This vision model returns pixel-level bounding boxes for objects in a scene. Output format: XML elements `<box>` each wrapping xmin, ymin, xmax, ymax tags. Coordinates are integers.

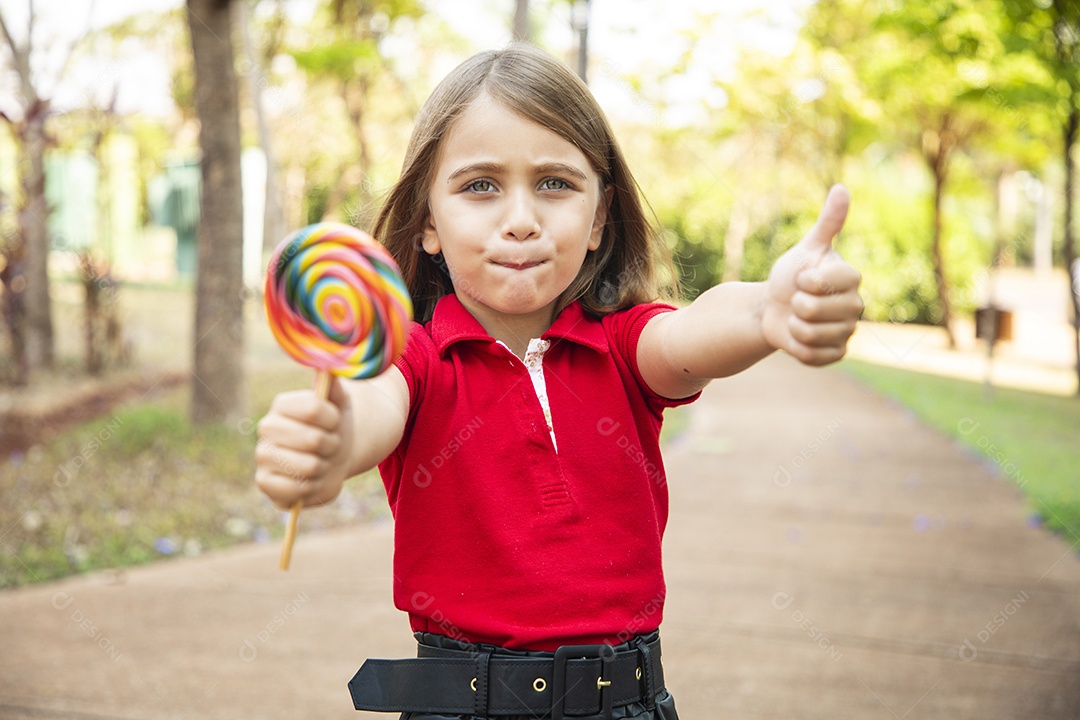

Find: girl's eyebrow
<box><xmin>446</xmin><ymin>161</ymin><xmax>588</xmax><ymax>182</ymax></box>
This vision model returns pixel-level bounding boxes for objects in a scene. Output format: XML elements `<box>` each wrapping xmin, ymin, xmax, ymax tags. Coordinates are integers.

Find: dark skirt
<box><xmin>399</xmin><ymin>632</ymin><xmax>679</xmax><ymax>720</ymax></box>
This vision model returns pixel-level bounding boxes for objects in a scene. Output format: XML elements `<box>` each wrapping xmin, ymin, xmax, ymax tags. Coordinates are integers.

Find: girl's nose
<box><xmin>501</xmin><ymin>189</ymin><xmax>540</xmax><ymax>242</ymax></box>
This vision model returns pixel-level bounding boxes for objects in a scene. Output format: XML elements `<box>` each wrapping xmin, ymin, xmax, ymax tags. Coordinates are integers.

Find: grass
<box><xmin>840</xmin><ymin>358</ymin><xmax>1080</xmax><ymax>541</ymax></box>
<box><xmin>0</xmin><ymin>365</ymin><xmax>391</xmax><ymax>588</ymax></box>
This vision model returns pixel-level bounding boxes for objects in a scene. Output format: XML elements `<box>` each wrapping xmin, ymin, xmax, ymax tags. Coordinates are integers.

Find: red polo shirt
<box><xmin>377</xmin><ymin>294</ymin><xmax>699</xmax><ymax>651</ymax></box>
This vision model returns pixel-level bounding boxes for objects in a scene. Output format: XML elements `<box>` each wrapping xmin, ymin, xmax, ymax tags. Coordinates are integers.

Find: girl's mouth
<box><xmin>494</xmin><ymin>260</ymin><xmax>545</xmax><ymax>271</ymax></box>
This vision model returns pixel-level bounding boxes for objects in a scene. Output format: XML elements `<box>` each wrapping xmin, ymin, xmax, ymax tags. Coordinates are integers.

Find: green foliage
<box><xmin>740</xmin><ymin>212</ymin><xmax>809</xmax><ymax>283</ymax></box>
<box><xmin>660</xmin><ymin>210</ymin><xmax>726</xmax><ymax>300</ymax></box>
<box><xmin>842</xmin><ymin>359</ymin><xmax>1080</xmax><ymax>539</ymax></box>
<box><xmin>1001</xmin><ymin>0</ymin><xmax>1080</xmax><ymax>113</ymax></box>
<box><xmin>289</xmin><ymin>0</ymin><xmax>423</xmax><ymax>81</ymax></box>
<box><xmin>780</xmin><ymin>0</ymin><xmax>1065</xmax><ymax>328</ymax></box>
<box><xmin>292</xmin><ymin>38</ymin><xmax>380</xmax><ymax>81</ymax></box>
<box><xmin>304</xmin><ymin>183</ymin><xmax>332</xmax><ymax>225</ymax></box>
<box><xmin>836</xmin><ymin>157</ymin><xmax>996</xmax><ymax>324</ymax></box>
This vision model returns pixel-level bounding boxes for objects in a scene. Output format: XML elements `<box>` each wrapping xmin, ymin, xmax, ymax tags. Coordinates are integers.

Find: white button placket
<box><xmin>521</xmin><ymin>338</ymin><xmax>557</xmax><ymax>452</ymax></box>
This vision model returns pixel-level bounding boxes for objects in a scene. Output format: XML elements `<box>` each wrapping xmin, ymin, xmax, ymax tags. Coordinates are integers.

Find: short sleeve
<box><xmin>379</xmin><ymin>322</ymin><xmax>433</xmax><ymax>504</ymax></box>
<box><xmin>392</xmin><ymin>322</ymin><xmax>431</xmax><ymax>405</ymax></box>
<box><xmin>603</xmin><ymin>303</ymin><xmax>702</xmax><ymax>410</ymax></box>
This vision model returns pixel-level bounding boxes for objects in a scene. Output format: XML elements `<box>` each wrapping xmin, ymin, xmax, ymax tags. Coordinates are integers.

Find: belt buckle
<box><xmin>551</xmin><ymin>644</ymin><xmax>615</xmax><ymax>720</ymax></box>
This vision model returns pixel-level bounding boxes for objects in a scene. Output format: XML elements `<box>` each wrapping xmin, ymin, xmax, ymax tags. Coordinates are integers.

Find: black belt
<box><xmin>348</xmin><ymin>635</ymin><xmax>665</xmax><ymax>719</ymax></box>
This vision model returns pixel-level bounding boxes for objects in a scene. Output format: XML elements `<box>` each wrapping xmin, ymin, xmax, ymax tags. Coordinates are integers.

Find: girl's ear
<box><xmin>588</xmin><ymin>185</ymin><xmax>614</xmax><ymax>251</ymax></box>
<box><xmin>421</xmin><ymin>214</ymin><xmax>441</xmax><ymax>255</ymax></box>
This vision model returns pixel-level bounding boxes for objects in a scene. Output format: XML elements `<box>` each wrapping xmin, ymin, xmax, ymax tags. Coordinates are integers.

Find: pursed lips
<box><xmin>491</xmin><ymin>259</ymin><xmax>546</xmax><ymax>271</ymax></box>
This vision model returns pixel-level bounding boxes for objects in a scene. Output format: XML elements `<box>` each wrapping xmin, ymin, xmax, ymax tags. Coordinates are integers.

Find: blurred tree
<box><xmin>712</xmin><ymin>7</ymin><xmax>879</xmax><ymax>285</ymax></box>
<box><xmin>76</xmin><ymin>251</ymin><xmax>122</xmax><ymax>375</ymax></box>
<box><xmin>571</xmin><ymin>0</ymin><xmax>590</xmax><ymax>82</ymax></box>
<box><xmin>1003</xmin><ymin>0</ymin><xmax>1080</xmax><ymax>395</ymax></box>
<box><xmin>717</xmin><ymin>48</ymin><xmax>861</xmax><ymax>282</ymax></box>
<box><xmin>857</xmin><ymin>0</ymin><xmax>1009</xmax><ymax>347</ymax></box>
<box><xmin>85</xmin><ymin>7</ymin><xmax>197</xmax><ymax>139</ymax></box>
<box><xmin>0</xmin><ymin>3</ymin><xmax>93</xmax><ymax>378</ymax></box>
<box><xmin>290</xmin><ymin>0</ymin><xmax>423</xmax><ymax>229</ymax></box>
<box><xmin>799</xmin><ymin>0</ymin><xmax>885</xmax><ymax>188</ymax></box>
<box><xmin>513</xmin><ymin>0</ymin><xmax>532</xmax><ymax>42</ymax></box>
<box><xmin>714</xmin><ymin>50</ymin><xmax>798</xmax><ymax>283</ymax></box>
<box><xmin>187</xmin><ymin>0</ymin><xmax>245</xmax><ymax>424</ymax></box>
<box><xmin>81</xmin><ymin>89</ymin><xmax>128</xmax><ymax>375</ymax></box>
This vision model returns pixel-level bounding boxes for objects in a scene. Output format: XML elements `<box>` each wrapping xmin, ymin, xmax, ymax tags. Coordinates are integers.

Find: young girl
<box><xmin>256</xmin><ymin>44</ymin><xmax>862</xmax><ymax>719</ymax></box>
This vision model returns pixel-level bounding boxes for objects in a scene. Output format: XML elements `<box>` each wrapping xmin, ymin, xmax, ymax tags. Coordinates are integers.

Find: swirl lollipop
<box><xmin>264</xmin><ymin>222</ymin><xmax>412</xmax><ymax>569</ymax></box>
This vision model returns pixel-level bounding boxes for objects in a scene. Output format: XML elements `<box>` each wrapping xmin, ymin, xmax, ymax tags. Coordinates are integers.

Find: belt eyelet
<box><xmin>533</xmin><ymin>677</ymin><xmax>547</xmax><ymax>692</ymax></box>
<box><xmin>470</xmin><ymin>677</ymin><xmax>477</xmax><ymax>692</ymax></box>
<box><xmin>636</xmin><ymin>666</ymin><xmax>642</xmax><ymax>680</ymax></box>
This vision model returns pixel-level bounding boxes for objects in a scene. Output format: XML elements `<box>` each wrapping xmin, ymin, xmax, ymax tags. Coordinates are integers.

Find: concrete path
<box><xmin>2</xmin><ymin>354</ymin><xmax>1079</xmax><ymax>719</ymax></box>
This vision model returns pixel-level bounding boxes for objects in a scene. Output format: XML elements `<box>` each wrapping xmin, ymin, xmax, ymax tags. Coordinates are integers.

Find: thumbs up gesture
<box><xmin>761</xmin><ymin>185</ymin><xmax>864</xmax><ymax>366</ymax></box>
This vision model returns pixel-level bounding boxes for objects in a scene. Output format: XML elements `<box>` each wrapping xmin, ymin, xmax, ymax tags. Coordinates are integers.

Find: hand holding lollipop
<box><xmin>263</xmin><ymin>222</ymin><xmax>412</xmax><ymax>569</ymax></box>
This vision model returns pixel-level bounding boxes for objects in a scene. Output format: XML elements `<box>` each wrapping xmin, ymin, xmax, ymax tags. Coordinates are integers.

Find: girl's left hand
<box><xmin>761</xmin><ymin>184</ymin><xmax>864</xmax><ymax>366</ymax></box>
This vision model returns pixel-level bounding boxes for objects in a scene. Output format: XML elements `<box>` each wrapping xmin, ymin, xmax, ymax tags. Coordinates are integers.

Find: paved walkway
<box><xmin>2</xmin><ymin>354</ymin><xmax>1079</xmax><ymax>719</ymax></box>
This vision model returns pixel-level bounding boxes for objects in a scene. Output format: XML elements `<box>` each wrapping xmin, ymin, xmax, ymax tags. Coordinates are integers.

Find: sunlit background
<box><xmin>0</xmin><ymin>0</ymin><xmax>1076</xmax><ymax>572</ymax></box>
<box><xmin>1</xmin><ymin>2</ymin><xmax>1080</xmax><ymax>718</ymax></box>
<box><xmin>0</xmin><ymin>0</ymin><xmax>1075</xmax><ymax>548</ymax></box>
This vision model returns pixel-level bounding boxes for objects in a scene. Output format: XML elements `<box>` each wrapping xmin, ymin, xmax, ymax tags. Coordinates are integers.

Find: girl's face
<box><xmin>422</xmin><ymin>93</ymin><xmax>608</xmax><ymax>333</ymax></box>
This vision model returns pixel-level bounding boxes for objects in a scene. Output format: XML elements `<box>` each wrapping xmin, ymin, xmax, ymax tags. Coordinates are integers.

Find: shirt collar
<box><xmin>429</xmin><ymin>294</ymin><xmax>609</xmax><ymax>356</ymax></box>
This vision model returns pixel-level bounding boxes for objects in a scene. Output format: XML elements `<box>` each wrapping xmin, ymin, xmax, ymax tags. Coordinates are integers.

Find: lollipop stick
<box><xmin>279</xmin><ymin>501</ymin><xmax>301</xmax><ymax>571</ymax></box>
<box><xmin>278</xmin><ymin>369</ymin><xmax>332</xmax><ymax>571</ymax></box>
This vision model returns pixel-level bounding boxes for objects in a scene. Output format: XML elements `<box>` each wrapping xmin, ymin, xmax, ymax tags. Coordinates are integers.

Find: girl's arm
<box><xmin>637</xmin><ymin>185</ymin><xmax>863</xmax><ymax>400</ymax></box>
<box><xmin>255</xmin><ymin>368</ymin><xmax>409</xmax><ymax>509</ymax></box>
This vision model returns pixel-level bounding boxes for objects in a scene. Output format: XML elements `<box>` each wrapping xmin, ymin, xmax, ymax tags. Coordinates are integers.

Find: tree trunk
<box><xmin>81</xmin><ymin>254</ymin><xmax>103</xmax><ymax>376</ymax></box>
<box><xmin>573</xmin><ymin>0</ymin><xmax>590</xmax><ymax>83</ymax></box>
<box><xmin>513</xmin><ymin>0</ymin><xmax>531</xmax><ymax>42</ymax></box>
<box><xmin>21</xmin><ymin>101</ymin><xmax>54</xmax><ymax>369</ymax></box>
<box><xmin>930</xmin><ymin>168</ymin><xmax>957</xmax><ymax>348</ymax></box>
<box><xmin>1064</xmin><ymin>107</ymin><xmax>1080</xmax><ymax>396</ymax></box>
<box><xmin>924</xmin><ymin>123</ymin><xmax>957</xmax><ymax>349</ymax></box>
<box><xmin>0</xmin><ymin>243</ymin><xmax>28</xmax><ymax>385</ymax></box>
<box><xmin>0</xmin><ymin>5</ymin><xmax>92</xmax><ymax>376</ymax></box>
<box><xmin>187</xmin><ymin>0</ymin><xmax>246</xmax><ymax>424</ymax></box>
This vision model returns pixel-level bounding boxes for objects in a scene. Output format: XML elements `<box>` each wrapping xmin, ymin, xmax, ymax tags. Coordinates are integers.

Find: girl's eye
<box><xmin>540</xmin><ymin>178</ymin><xmax>569</xmax><ymax>191</ymax></box>
<box><xmin>467</xmin><ymin>179</ymin><xmax>494</xmax><ymax>193</ymax></box>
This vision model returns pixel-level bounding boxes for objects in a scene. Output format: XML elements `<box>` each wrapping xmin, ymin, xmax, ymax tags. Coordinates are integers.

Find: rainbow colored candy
<box><xmin>264</xmin><ymin>223</ymin><xmax>412</xmax><ymax>378</ymax></box>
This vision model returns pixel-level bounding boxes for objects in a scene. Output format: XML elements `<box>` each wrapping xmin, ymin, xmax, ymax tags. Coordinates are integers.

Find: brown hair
<box><xmin>374</xmin><ymin>43</ymin><xmax>677</xmax><ymax>323</ymax></box>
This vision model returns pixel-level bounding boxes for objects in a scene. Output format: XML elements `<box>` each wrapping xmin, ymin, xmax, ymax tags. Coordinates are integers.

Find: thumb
<box><xmin>325</xmin><ymin>374</ymin><xmax>351</xmax><ymax>412</ymax></box>
<box><xmin>799</xmin><ymin>184</ymin><xmax>850</xmax><ymax>256</ymax></box>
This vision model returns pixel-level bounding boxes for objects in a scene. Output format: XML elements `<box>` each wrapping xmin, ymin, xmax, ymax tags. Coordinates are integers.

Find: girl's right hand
<box><xmin>255</xmin><ymin>377</ymin><xmax>355</xmax><ymax>510</ymax></box>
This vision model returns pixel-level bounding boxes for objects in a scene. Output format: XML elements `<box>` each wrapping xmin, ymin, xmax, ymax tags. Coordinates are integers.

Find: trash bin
<box><xmin>975</xmin><ymin>306</ymin><xmax>1013</xmax><ymax>342</ymax></box>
